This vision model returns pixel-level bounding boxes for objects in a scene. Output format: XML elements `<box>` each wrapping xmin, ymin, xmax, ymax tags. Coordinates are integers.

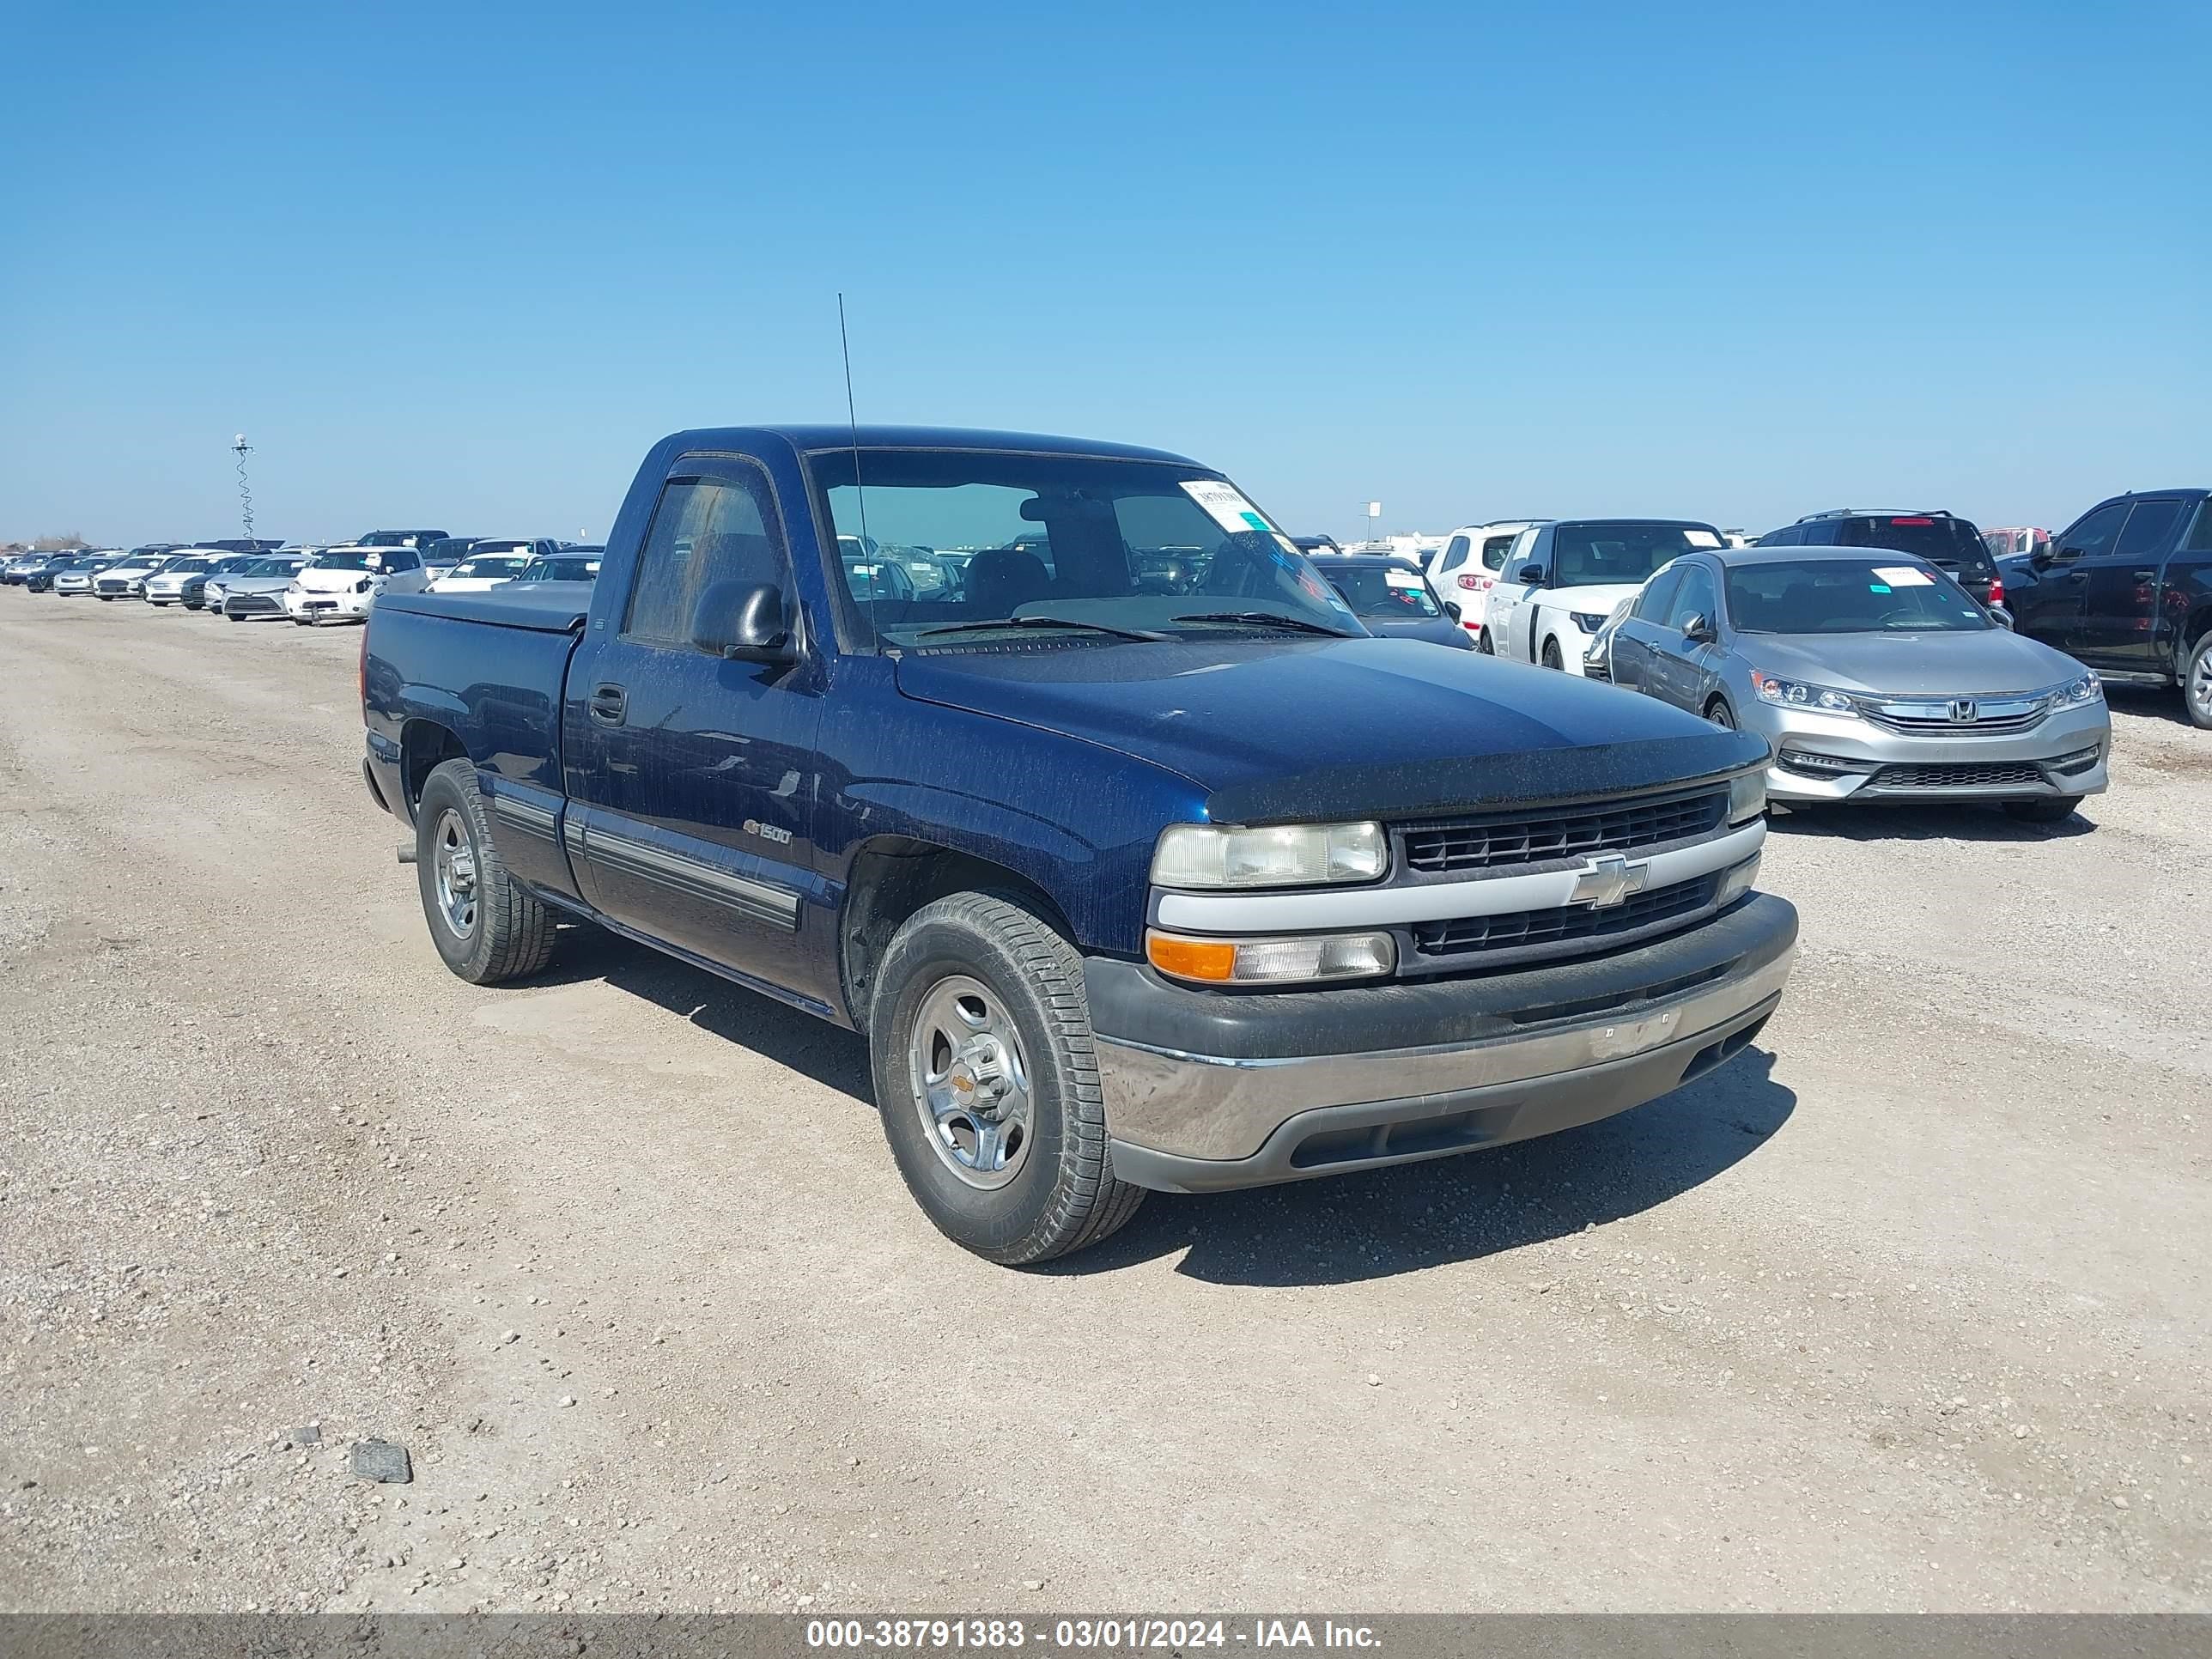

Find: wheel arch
<box><xmin>398</xmin><ymin>719</ymin><xmax>471</xmax><ymax>815</ymax></box>
<box><xmin>838</xmin><ymin>835</ymin><xmax>1078</xmax><ymax>1028</ymax></box>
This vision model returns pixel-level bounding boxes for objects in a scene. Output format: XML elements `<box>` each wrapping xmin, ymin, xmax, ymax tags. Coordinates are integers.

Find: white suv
<box><xmin>1486</xmin><ymin>519</ymin><xmax>1729</xmax><ymax>675</ymax></box>
<box><xmin>1429</xmin><ymin>521</ymin><xmax>1534</xmax><ymax>651</ymax></box>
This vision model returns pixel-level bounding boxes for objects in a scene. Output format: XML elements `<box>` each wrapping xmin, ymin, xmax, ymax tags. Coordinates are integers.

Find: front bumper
<box><xmin>1747</xmin><ymin>700</ymin><xmax>2111</xmax><ymax>804</ymax></box>
<box><xmin>1089</xmin><ymin>892</ymin><xmax>1796</xmax><ymax>1192</ymax></box>
<box><xmin>284</xmin><ymin>587</ymin><xmax>372</xmax><ymax>620</ymax></box>
<box><xmin>223</xmin><ymin>592</ymin><xmax>287</xmax><ymax>619</ymax></box>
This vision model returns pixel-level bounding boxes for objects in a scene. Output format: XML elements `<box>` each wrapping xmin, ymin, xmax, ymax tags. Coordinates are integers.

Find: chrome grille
<box><xmin>1854</xmin><ymin>693</ymin><xmax>2049</xmax><ymax>735</ymax></box>
<box><xmin>1400</xmin><ymin>787</ymin><xmax>1728</xmax><ymax>875</ymax></box>
<box><xmin>1411</xmin><ymin>875</ymin><xmax>1718</xmax><ymax>957</ymax></box>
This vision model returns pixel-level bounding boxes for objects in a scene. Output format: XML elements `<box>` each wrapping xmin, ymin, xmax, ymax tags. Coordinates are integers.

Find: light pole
<box><xmin>1363</xmin><ymin>500</ymin><xmax>1382</xmax><ymax>550</ymax></box>
<box><xmin>232</xmin><ymin>434</ymin><xmax>257</xmax><ymax>544</ymax></box>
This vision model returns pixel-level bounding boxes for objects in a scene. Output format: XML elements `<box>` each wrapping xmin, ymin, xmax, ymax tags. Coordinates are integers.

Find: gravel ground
<box><xmin>0</xmin><ymin>594</ymin><xmax>2206</xmax><ymax>1613</ymax></box>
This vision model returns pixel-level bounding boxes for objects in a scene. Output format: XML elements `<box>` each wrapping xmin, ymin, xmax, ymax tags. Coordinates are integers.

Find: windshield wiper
<box><xmin>1170</xmin><ymin>611</ymin><xmax>1354</xmax><ymax>637</ymax></box>
<box><xmin>915</xmin><ymin>615</ymin><xmax>1166</xmax><ymax>642</ymax></box>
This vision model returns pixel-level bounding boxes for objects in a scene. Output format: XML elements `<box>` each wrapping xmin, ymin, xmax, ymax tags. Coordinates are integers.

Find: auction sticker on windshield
<box><xmin>1872</xmin><ymin>566</ymin><xmax>1935</xmax><ymax>586</ymax></box>
<box><xmin>1683</xmin><ymin>529</ymin><xmax>1723</xmax><ymax>548</ymax></box>
<box><xmin>1181</xmin><ymin>480</ymin><xmax>1297</xmax><ymax>552</ymax></box>
<box><xmin>1385</xmin><ymin>569</ymin><xmax>1424</xmax><ymax>588</ymax></box>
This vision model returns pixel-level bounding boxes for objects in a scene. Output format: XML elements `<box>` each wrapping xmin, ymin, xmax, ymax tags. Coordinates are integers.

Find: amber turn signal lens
<box><xmin>1146</xmin><ymin>932</ymin><xmax>1237</xmax><ymax>981</ymax></box>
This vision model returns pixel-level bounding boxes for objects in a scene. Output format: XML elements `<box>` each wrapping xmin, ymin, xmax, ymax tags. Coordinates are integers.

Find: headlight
<box><xmin>1146</xmin><ymin>928</ymin><xmax>1395</xmax><ymax>985</ymax></box>
<box><xmin>1152</xmin><ymin>821</ymin><xmax>1387</xmax><ymax>889</ymax></box>
<box><xmin>287</xmin><ymin>581</ymin><xmax>302</xmax><ymax>594</ymax></box>
<box><xmin>354</xmin><ymin>577</ymin><xmax>374</xmax><ymax>593</ymax></box>
<box><xmin>1569</xmin><ymin>611</ymin><xmax>1608</xmax><ymax>633</ymax></box>
<box><xmin>1751</xmin><ymin>670</ymin><xmax>1856</xmax><ymax>714</ymax></box>
<box><xmin>1728</xmin><ymin>770</ymin><xmax>1766</xmax><ymax>824</ymax></box>
<box><xmin>2051</xmin><ymin>672</ymin><xmax>2102</xmax><ymax>708</ymax></box>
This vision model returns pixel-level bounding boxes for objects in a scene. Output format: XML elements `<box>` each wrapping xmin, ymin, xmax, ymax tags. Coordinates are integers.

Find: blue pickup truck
<box><xmin>362</xmin><ymin>426</ymin><xmax>1797</xmax><ymax>1262</ymax></box>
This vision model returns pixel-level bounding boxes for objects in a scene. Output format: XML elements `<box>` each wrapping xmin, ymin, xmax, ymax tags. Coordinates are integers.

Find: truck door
<box><xmin>2010</xmin><ymin>500</ymin><xmax>2128</xmax><ymax>650</ymax></box>
<box><xmin>562</xmin><ymin>457</ymin><xmax>829</xmax><ymax>1001</ymax></box>
<box><xmin>2073</xmin><ymin>496</ymin><xmax>2186</xmax><ymax>669</ymax></box>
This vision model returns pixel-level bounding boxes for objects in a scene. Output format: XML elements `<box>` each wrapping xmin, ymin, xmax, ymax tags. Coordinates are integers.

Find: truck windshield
<box><xmin>1724</xmin><ymin>558</ymin><xmax>1993</xmax><ymax>635</ymax></box>
<box><xmin>1830</xmin><ymin>515</ymin><xmax>1996</xmax><ymax>580</ymax></box>
<box><xmin>813</xmin><ymin>450</ymin><xmax>1358</xmax><ymax>648</ymax></box>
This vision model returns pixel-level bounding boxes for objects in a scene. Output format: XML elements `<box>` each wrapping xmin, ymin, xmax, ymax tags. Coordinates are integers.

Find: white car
<box><xmin>1429</xmin><ymin>521</ymin><xmax>1535</xmax><ymax>650</ymax></box>
<box><xmin>1486</xmin><ymin>518</ymin><xmax>1729</xmax><ymax>675</ymax></box>
<box><xmin>94</xmin><ymin>552</ymin><xmax>179</xmax><ymax>599</ymax></box>
<box><xmin>143</xmin><ymin>550</ymin><xmax>230</xmax><ymax>606</ymax></box>
<box><xmin>427</xmin><ymin>550</ymin><xmax>538</xmax><ymax>592</ymax></box>
<box><xmin>283</xmin><ymin>546</ymin><xmax>425</xmax><ymax>625</ymax></box>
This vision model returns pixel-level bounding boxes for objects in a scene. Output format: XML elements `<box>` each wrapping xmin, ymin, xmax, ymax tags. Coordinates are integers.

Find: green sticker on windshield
<box><xmin>1869</xmin><ymin>582</ymin><xmax>1892</xmax><ymax>593</ymax></box>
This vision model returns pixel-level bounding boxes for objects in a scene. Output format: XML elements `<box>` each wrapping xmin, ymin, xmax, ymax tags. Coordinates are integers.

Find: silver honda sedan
<box><xmin>1605</xmin><ymin>546</ymin><xmax>2109</xmax><ymax>823</ymax></box>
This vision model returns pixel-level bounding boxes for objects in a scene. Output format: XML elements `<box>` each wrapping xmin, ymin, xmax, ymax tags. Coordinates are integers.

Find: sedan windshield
<box><xmin>514</xmin><ymin>557</ymin><xmax>599</xmax><ymax>582</ymax></box>
<box><xmin>1725</xmin><ymin>558</ymin><xmax>1994</xmax><ymax>634</ymax></box>
<box><xmin>1552</xmin><ymin>523</ymin><xmax>1723</xmax><ymax>587</ymax></box>
<box><xmin>449</xmin><ymin>555</ymin><xmax>532</xmax><ymax>579</ymax></box>
<box><xmin>241</xmin><ymin>558</ymin><xmax>301</xmax><ymax>576</ymax></box>
<box><xmin>163</xmin><ymin>558</ymin><xmax>215</xmax><ymax>574</ymax></box>
<box><xmin>812</xmin><ymin>449</ymin><xmax>1358</xmax><ymax>649</ymax></box>
<box><xmin>1317</xmin><ymin>562</ymin><xmax>1443</xmax><ymax>618</ymax></box>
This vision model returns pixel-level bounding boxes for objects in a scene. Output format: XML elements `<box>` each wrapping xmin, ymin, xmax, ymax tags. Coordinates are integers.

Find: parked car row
<box><xmin>3</xmin><ymin>533</ymin><xmax>603</xmax><ymax>624</ymax></box>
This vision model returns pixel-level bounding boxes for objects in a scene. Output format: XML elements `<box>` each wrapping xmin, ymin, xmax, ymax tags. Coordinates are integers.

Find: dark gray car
<box><xmin>1308</xmin><ymin>555</ymin><xmax>1472</xmax><ymax>650</ymax></box>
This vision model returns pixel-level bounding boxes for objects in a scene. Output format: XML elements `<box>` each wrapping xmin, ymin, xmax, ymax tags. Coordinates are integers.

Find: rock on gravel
<box><xmin>349</xmin><ymin>1439</ymin><xmax>412</xmax><ymax>1484</ymax></box>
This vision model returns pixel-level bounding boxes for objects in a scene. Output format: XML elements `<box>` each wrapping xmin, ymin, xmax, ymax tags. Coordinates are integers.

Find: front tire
<box><xmin>1540</xmin><ymin>636</ymin><xmax>1564</xmax><ymax>671</ymax></box>
<box><xmin>2185</xmin><ymin>632</ymin><xmax>2212</xmax><ymax>730</ymax></box>
<box><xmin>2003</xmin><ymin>796</ymin><xmax>2081</xmax><ymax>823</ymax></box>
<box><xmin>868</xmin><ymin>892</ymin><xmax>1144</xmax><ymax>1265</ymax></box>
<box><xmin>413</xmin><ymin>758</ymin><xmax>557</xmax><ymax>983</ymax></box>
<box><xmin>1705</xmin><ymin>698</ymin><xmax>1736</xmax><ymax>729</ymax></box>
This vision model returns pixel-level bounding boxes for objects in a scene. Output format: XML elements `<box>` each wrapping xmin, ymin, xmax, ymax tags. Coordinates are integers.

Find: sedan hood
<box><xmin>1735</xmin><ymin>628</ymin><xmax>2081</xmax><ymax>696</ymax></box>
<box><xmin>222</xmin><ymin>574</ymin><xmax>303</xmax><ymax>597</ymax></box>
<box><xmin>895</xmin><ymin>636</ymin><xmax>1765</xmax><ymax>822</ymax></box>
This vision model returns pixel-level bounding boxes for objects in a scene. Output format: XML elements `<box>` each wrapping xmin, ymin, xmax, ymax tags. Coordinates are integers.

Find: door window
<box><xmin>1437</xmin><ymin>538</ymin><xmax>1468</xmax><ymax>575</ymax></box>
<box><xmin>623</xmin><ymin>465</ymin><xmax>791</xmax><ymax>647</ymax></box>
<box><xmin>1633</xmin><ymin>567</ymin><xmax>1685</xmax><ymax>621</ymax></box>
<box><xmin>1666</xmin><ymin>564</ymin><xmax>1718</xmax><ymax>629</ymax></box>
<box><xmin>2112</xmin><ymin>499</ymin><xmax>2185</xmax><ymax>559</ymax></box>
<box><xmin>2187</xmin><ymin>501</ymin><xmax>2212</xmax><ymax>553</ymax></box>
<box><xmin>1480</xmin><ymin>534</ymin><xmax>1516</xmax><ymax>569</ymax></box>
<box><xmin>2056</xmin><ymin>501</ymin><xmax>2130</xmax><ymax>560</ymax></box>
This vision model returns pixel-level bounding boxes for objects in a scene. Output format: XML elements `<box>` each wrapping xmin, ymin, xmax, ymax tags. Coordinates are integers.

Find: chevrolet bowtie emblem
<box><xmin>1571</xmin><ymin>853</ymin><xmax>1650</xmax><ymax>909</ymax></box>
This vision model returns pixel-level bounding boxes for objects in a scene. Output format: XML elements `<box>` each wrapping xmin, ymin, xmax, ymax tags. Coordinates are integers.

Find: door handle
<box><xmin>2063</xmin><ymin>570</ymin><xmax>2087</xmax><ymax>582</ymax></box>
<box><xmin>587</xmin><ymin>683</ymin><xmax>628</xmax><ymax>726</ymax></box>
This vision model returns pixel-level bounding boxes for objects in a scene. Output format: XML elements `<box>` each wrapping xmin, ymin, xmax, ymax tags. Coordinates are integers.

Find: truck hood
<box><xmin>1733</xmin><ymin>628</ymin><xmax>2081</xmax><ymax>696</ymax></box>
<box><xmin>894</xmin><ymin>636</ymin><xmax>1765</xmax><ymax>822</ymax></box>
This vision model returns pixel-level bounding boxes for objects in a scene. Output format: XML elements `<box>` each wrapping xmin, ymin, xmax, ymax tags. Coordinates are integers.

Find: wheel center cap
<box><xmin>948</xmin><ymin>1039</ymin><xmax>1011</xmax><ymax>1112</ymax></box>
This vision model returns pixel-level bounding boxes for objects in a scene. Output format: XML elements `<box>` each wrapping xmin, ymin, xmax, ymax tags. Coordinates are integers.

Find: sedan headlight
<box><xmin>1750</xmin><ymin>671</ymin><xmax>1856</xmax><ymax>715</ymax></box>
<box><xmin>1728</xmin><ymin>770</ymin><xmax>1766</xmax><ymax>824</ymax></box>
<box><xmin>2051</xmin><ymin>672</ymin><xmax>2102</xmax><ymax>708</ymax></box>
<box><xmin>1568</xmin><ymin>611</ymin><xmax>1609</xmax><ymax>633</ymax></box>
<box><xmin>1146</xmin><ymin>927</ymin><xmax>1395</xmax><ymax>985</ymax></box>
<box><xmin>1152</xmin><ymin>821</ymin><xmax>1388</xmax><ymax>889</ymax></box>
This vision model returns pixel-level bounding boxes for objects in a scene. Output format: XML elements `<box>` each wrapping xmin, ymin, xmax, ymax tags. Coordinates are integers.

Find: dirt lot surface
<box><xmin>1</xmin><ymin>594</ymin><xmax>2206</xmax><ymax>1614</ymax></box>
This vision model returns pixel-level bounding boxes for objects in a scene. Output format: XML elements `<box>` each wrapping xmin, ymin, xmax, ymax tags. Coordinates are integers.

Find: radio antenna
<box><xmin>837</xmin><ymin>293</ymin><xmax>870</xmax><ymax>553</ymax></box>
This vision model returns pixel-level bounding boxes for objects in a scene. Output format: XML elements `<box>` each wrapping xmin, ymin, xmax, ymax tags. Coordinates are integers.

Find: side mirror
<box><xmin>1519</xmin><ymin>563</ymin><xmax>1547</xmax><ymax>585</ymax></box>
<box><xmin>690</xmin><ymin>580</ymin><xmax>793</xmax><ymax>665</ymax></box>
<box><xmin>1682</xmin><ymin>613</ymin><xmax>1717</xmax><ymax>644</ymax></box>
<box><xmin>1990</xmin><ymin>607</ymin><xmax>2015</xmax><ymax>629</ymax></box>
<box><xmin>2044</xmin><ymin>544</ymin><xmax>2082</xmax><ymax>566</ymax></box>
<box><xmin>1443</xmin><ymin>600</ymin><xmax>1463</xmax><ymax>622</ymax></box>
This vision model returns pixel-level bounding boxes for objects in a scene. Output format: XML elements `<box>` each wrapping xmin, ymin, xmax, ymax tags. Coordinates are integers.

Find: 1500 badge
<box><xmin>743</xmin><ymin>818</ymin><xmax>793</xmax><ymax>846</ymax></box>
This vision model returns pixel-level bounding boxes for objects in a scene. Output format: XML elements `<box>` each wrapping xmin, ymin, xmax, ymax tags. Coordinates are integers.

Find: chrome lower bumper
<box><xmin>1089</xmin><ymin>895</ymin><xmax>1797</xmax><ymax>1188</ymax></box>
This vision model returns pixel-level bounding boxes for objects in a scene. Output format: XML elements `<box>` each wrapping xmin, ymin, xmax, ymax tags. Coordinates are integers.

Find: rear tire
<box><xmin>2003</xmin><ymin>797</ymin><xmax>2080</xmax><ymax>823</ymax></box>
<box><xmin>1474</xmin><ymin>628</ymin><xmax>1493</xmax><ymax>655</ymax></box>
<box><xmin>2184</xmin><ymin>631</ymin><xmax>2212</xmax><ymax>730</ymax></box>
<box><xmin>868</xmin><ymin>891</ymin><xmax>1144</xmax><ymax>1266</ymax></box>
<box><xmin>413</xmin><ymin>758</ymin><xmax>557</xmax><ymax>983</ymax></box>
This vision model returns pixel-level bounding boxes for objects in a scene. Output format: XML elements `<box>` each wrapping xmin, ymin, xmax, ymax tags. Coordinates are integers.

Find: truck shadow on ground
<box><xmin>1069</xmin><ymin>1050</ymin><xmax>1795</xmax><ymax>1285</ymax></box>
<box><xmin>541</xmin><ymin>924</ymin><xmax>1795</xmax><ymax>1287</ymax></box>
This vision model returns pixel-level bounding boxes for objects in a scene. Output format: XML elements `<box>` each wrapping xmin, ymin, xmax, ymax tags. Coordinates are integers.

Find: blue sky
<box><xmin>3</xmin><ymin>0</ymin><xmax>2204</xmax><ymax>547</ymax></box>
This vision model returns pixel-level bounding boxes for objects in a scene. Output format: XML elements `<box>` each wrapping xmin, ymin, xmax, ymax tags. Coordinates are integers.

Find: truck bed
<box><xmin>374</xmin><ymin>584</ymin><xmax>594</xmax><ymax>633</ymax></box>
